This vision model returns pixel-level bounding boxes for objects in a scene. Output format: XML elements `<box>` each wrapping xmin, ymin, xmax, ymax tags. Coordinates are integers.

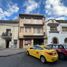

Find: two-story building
<box><xmin>19</xmin><ymin>14</ymin><xmax>46</xmax><ymax>48</ymax></box>
<box><xmin>46</xmin><ymin>19</ymin><xmax>67</xmax><ymax>45</ymax></box>
<box><xmin>0</xmin><ymin>20</ymin><xmax>19</xmax><ymax>48</ymax></box>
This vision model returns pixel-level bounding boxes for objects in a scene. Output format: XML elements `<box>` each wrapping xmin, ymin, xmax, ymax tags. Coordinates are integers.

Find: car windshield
<box><xmin>34</xmin><ymin>46</ymin><xmax>43</xmax><ymax>50</ymax></box>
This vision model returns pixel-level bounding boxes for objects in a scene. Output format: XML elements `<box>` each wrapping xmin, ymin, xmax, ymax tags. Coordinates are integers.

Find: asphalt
<box><xmin>0</xmin><ymin>53</ymin><xmax>67</xmax><ymax>67</ymax></box>
<box><xmin>0</xmin><ymin>48</ymin><xmax>25</xmax><ymax>57</ymax></box>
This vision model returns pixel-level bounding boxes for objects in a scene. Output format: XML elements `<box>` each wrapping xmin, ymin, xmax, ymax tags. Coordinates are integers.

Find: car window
<box><xmin>34</xmin><ymin>46</ymin><xmax>43</xmax><ymax>50</ymax></box>
<box><xmin>47</xmin><ymin>45</ymin><xmax>53</xmax><ymax>49</ymax></box>
<box><xmin>63</xmin><ymin>45</ymin><xmax>67</xmax><ymax>49</ymax></box>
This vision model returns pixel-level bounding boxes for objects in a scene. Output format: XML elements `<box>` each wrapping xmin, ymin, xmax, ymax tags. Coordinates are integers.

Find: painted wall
<box><xmin>46</xmin><ymin>20</ymin><xmax>67</xmax><ymax>45</ymax></box>
<box><xmin>0</xmin><ymin>23</ymin><xmax>19</xmax><ymax>48</ymax></box>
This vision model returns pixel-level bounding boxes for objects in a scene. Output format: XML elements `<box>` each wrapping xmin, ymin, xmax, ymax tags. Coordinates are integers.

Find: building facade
<box><xmin>0</xmin><ymin>20</ymin><xmax>19</xmax><ymax>48</ymax></box>
<box><xmin>19</xmin><ymin>14</ymin><xmax>46</xmax><ymax>48</ymax></box>
<box><xmin>0</xmin><ymin>14</ymin><xmax>67</xmax><ymax>48</ymax></box>
<box><xmin>46</xmin><ymin>19</ymin><xmax>67</xmax><ymax>45</ymax></box>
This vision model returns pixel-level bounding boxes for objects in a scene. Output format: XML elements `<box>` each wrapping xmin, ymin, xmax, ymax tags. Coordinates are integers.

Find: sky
<box><xmin>0</xmin><ymin>0</ymin><xmax>67</xmax><ymax>20</ymax></box>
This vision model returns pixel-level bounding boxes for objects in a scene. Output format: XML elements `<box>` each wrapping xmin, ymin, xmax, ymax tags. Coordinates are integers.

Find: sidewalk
<box><xmin>0</xmin><ymin>48</ymin><xmax>26</xmax><ymax>57</ymax></box>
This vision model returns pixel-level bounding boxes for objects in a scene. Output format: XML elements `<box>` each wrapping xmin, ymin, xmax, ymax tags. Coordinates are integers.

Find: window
<box><xmin>14</xmin><ymin>40</ymin><xmax>17</xmax><ymax>44</ymax></box>
<box><xmin>25</xmin><ymin>27</ymin><xmax>31</xmax><ymax>33</ymax></box>
<box><xmin>24</xmin><ymin>19</ymin><xmax>31</xmax><ymax>24</ymax></box>
<box><xmin>50</xmin><ymin>26</ymin><xmax>57</xmax><ymax>31</ymax></box>
<box><xmin>34</xmin><ymin>27</ymin><xmax>43</xmax><ymax>33</ymax></box>
<box><xmin>24</xmin><ymin>39</ymin><xmax>31</xmax><ymax>45</ymax></box>
<box><xmin>62</xmin><ymin>27</ymin><xmax>67</xmax><ymax>32</ymax></box>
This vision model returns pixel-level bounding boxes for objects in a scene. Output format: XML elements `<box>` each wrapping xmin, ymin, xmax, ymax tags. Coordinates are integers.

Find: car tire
<box><xmin>40</xmin><ymin>56</ymin><xmax>46</xmax><ymax>63</ymax></box>
<box><xmin>26</xmin><ymin>51</ymin><xmax>30</xmax><ymax>56</ymax></box>
<box><xmin>59</xmin><ymin>53</ymin><xmax>65</xmax><ymax>60</ymax></box>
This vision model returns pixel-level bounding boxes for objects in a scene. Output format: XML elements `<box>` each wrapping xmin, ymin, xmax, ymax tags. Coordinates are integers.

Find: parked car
<box><xmin>26</xmin><ymin>45</ymin><xmax>58</xmax><ymax>63</ymax></box>
<box><xmin>47</xmin><ymin>44</ymin><xmax>67</xmax><ymax>59</ymax></box>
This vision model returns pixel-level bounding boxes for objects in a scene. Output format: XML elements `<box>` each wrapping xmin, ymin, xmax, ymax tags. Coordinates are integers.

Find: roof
<box><xmin>46</xmin><ymin>19</ymin><xmax>67</xmax><ymax>23</ymax></box>
<box><xmin>56</xmin><ymin>20</ymin><xmax>67</xmax><ymax>23</ymax></box>
<box><xmin>19</xmin><ymin>14</ymin><xmax>45</xmax><ymax>19</ymax></box>
<box><xmin>0</xmin><ymin>20</ymin><xmax>18</xmax><ymax>24</ymax></box>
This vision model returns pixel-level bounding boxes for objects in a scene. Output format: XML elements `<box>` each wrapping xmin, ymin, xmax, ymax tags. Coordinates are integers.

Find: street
<box><xmin>0</xmin><ymin>53</ymin><xmax>67</xmax><ymax>67</ymax></box>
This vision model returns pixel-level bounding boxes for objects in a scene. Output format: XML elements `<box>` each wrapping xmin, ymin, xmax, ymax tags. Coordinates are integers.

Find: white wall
<box><xmin>46</xmin><ymin>20</ymin><xmax>67</xmax><ymax>45</ymax></box>
<box><xmin>0</xmin><ymin>23</ymin><xmax>19</xmax><ymax>48</ymax></box>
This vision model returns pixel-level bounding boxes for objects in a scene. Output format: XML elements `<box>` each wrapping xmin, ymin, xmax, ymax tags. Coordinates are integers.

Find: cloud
<box><xmin>0</xmin><ymin>2</ymin><xmax>19</xmax><ymax>20</ymax></box>
<box><xmin>4</xmin><ymin>4</ymin><xmax>19</xmax><ymax>16</ymax></box>
<box><xmin>24</xmin><ymin>0</ymin><xmax>39</xmax><ymax>13</ymax></box>
<box><xmin>45</xmin><ymin>0</ymin><xmax>67</xmax><ymax>19</ymax></box>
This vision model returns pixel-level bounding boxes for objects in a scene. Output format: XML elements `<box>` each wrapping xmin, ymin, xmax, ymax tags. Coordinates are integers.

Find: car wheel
<box><xmin>26</xmin><ymin>51</ymin><xmax>29</xmax><ymax>55</ymax></box>
<box><xmin>40</xmin><ymin>56</ymin><xmax>46</xmax><ymax>63</ymax></box>
<box><xmin>59</xmin><ymin>53</ymin><xmax>65</xmax><ymax>60</ymax></box>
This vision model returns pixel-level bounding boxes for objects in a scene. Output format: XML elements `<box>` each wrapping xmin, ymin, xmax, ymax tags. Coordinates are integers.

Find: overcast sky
<box><xmin>0</xmin><ymin>0</ymin><xmax>67</xmax><ymax>20</ymax></box>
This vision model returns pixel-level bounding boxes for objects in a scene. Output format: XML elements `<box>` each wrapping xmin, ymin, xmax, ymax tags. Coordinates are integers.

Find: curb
<box><xmin>0</xmin><ymin>51</ymin><xmax>25</xmax><ymax>57</ymax></box>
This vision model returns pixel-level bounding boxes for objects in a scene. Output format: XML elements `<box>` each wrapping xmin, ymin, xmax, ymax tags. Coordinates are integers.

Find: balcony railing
<box><xmin>49</xmin><ymin>31</ymin><xmax>59</xmax><ymax>33</ymax></box>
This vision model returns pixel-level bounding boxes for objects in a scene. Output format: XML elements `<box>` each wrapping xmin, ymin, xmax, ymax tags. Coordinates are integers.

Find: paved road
<box><xmin>0</xmin><ymin>53</ymin><xmax>67</xmax><ymax>67</ymax></box>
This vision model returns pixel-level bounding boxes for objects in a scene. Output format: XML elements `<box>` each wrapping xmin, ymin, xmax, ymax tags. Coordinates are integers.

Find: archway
<box><xmin>52</xmin><ymin>37</ymin><xmax>58</xmax><ymax>44</ymax></box>
<box><xmin>64</xmin><ymin>38</ymin><xmax>67</xmax><ymax>43</ymax></box>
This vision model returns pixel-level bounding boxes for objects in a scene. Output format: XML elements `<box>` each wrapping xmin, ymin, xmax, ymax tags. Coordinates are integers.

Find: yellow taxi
<box><xmin>26</xmin><ymin>45</ymin><xmax>58</xmax><ymax>63</ymax></box>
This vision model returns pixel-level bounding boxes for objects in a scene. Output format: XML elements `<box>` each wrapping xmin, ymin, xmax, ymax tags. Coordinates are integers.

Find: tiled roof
<box><xmin>19</xmin><ymin>14</ymin><xmax>45</xmax><ymax>18</ymax></box>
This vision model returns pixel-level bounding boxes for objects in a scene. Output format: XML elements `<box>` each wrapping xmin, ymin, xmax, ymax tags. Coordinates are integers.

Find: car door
<box><xmin>33</xmin><ymin>46</ymin><xmax>42</xmax><ymax>58</ymax></box>
<box><xmin>29</xmin><ymin>47</ymin><xmax>35</xmax><ymax>56</ymax></box>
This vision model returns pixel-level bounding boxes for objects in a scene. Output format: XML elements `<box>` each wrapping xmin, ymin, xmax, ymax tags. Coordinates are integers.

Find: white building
<box><xmin>0</xmin><ymin>20</ymin><xmax>19</xmax><ymax>48</ymax></box>
<box><xmin>45</xmin><ymin>19</ymin><xmax>67</xmax><ymax>45</ymax></box>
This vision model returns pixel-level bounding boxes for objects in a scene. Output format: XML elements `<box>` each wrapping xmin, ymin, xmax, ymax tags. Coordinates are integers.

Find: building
<box><xmin>19</xmin><ymin>14</ymin><xmax>46</xmax><ymax>48</ymax></box>
<box><xmin>0</xmin><ymin>20</ymin><xmax>19</xmax><ymax>48</ymax></box>
<box><xmin>46</xmin><ymin>19</ymin><xmax>67</xmax><ymax>45</ymax></box>
<box><xmin>1</xmin><ymin>14</ymin><xmax>67</xmax><ymax>49</ymax></box>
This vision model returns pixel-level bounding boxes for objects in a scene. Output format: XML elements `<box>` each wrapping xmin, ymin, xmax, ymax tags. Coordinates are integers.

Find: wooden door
<box><xmin>19</xmin><ymin>39</ymin><xmax>23</xmax><ymax>48</ymax></box>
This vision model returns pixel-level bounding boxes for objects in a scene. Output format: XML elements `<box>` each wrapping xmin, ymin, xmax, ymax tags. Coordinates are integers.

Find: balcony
<box><xmin>24</xmin><ymin>33</ymin><xmax>44</xmax><ymax>36</ymax></box>
<box><xmin>1</xmin><ymin>32</ymin><xmax>12</xmax><ymax>41</ymax></box>
<box><xmin>23</xmin><ymin>19</ymin><xmax>44</xmax><ymax>26</ymax></box>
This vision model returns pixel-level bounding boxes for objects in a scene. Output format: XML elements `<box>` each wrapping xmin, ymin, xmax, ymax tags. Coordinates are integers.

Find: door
<box><xmin>6</xmin><ymin>40</ymin><xmax>9</xmax><ymax>48</ymax></box>
<box><xmin>19</xmin><ymin>39</ymin><xmax>23</xmax><ymax>48</ymax></box>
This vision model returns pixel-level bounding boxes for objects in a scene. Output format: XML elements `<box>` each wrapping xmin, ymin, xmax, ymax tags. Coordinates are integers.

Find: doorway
<box><xmin>52</xmin><ymin>37</ymin><xmax>58</xmax><ymax>44</ymax></box>
<box><xmin>19</xmin><ymin>39</ymin><xmax>23</xmax><ymax>48</ymax></box>
<box><xmin>34</xmin><ymin>38</ymin><xmax>44</xmax><ymax>45</ymax></box>
<box><xmin>64</xmin><ymin>38</ymin><xmax>67</xmax><ymax>43</ymax></box>
<box><xmin>6</xmin><ymin>40</ymin><xmax>10</xmax><ymax>48</ymax></box>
